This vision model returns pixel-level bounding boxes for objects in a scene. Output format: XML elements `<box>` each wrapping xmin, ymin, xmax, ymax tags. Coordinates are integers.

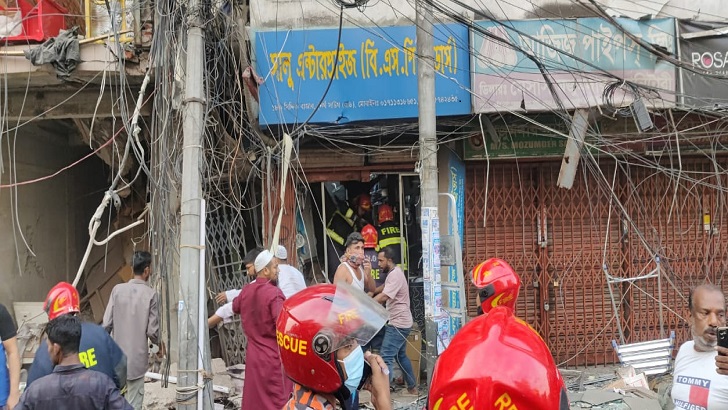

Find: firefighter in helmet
<box><xmin>471</xmin><ymin>257</ymin><xmax>521</xmax><ymax>316</ymax></box>
<box><xmin>361</xmin><ymin>224</ymin><xmax>387</xmax><ymax>358</ymax></box>
<box><xmin>376</xmin><ymin>204</ymin><xmax>407</xmax><ymax>272</ymax></box>
<box><xmin>27</xmin><ymin>282</ymin><xmax>128</xmax><ymax>390</ymax></box>
<box><xmin>428</xmin><ymin>305</ymin><xmax>569</xmax><ymax>410</ymax></box>
<box><xmin>352</xmin><ymin>194</ymin><xmax>373</xmax><ymax>229</ymax></box>
<box><xmin>326</xmin><ymin>194</ymin><xmax>372</xmax><ymax>280</ymax></box>
<box><xmin>361</xmin><ymin>224</ymin><xmax>384</xmax><ymax>291</ymax></box>
<box><xmin>278</xmin><ymin>283</ymin><xmax>392</xmax><ymax>410</ymax></box>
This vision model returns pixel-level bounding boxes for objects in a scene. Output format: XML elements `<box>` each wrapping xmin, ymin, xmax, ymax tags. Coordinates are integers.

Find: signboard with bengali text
<box><xmin>472</xmin><ymin>17</ymin><xmax>676</xmax><ymax>113</ymax></box>
<box><xmin>256</xmin><ymin>23</ymin><xmax>471</xmax><ymax>125</ymax></box>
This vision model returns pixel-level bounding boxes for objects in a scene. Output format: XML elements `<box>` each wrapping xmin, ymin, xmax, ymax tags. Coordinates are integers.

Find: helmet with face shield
<box><xmin>276</xmin><ymin>283</ymin><xmax>388</xmax><ymax>401</ymax></box>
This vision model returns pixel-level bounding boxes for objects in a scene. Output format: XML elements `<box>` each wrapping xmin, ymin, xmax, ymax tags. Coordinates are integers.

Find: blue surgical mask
<box><xmin>341</xmin><ymin>345</ymin><xmax>364</xmax><ymax>395</ymax></box>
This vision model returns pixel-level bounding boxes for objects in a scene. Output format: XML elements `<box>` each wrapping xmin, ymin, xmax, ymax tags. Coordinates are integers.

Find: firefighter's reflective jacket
<box><xmin>326</xmin><ymin>208</ymin><xmax>355</xmax><ymax>246</ymax></box>
<box><xmin>377</xmin><ymin>220</ymin><xmax>408</xmax><ymax>270</ymax></box>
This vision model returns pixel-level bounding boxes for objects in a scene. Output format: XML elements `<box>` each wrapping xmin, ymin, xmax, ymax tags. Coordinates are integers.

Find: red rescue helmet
<box><xmin>378</xmin><ymin>204</ymin><xmax>394</xmax><ymax>223</ymax></box>
<box><xmin>429</xmin><ymin>306</ymin><xmax>569</xmax><ymax>410</ymax></box>
<box><xmin>356</xmin><ymin>194</ymin><xmax>372</xmax><ymax>211</ymax></box>
<box><xmin>471</xmin><ymin>258</ymin><xmax>521</xmax><ymax>314</ymax></box>
<box><xmin>44</xmin><ymin>282</ymin><xmax>81</xmax><ymax>321</ymax></box>
<box><xmin>361</xmin><ymin>224</ymin><xmax>378</xmax><ymax>249</ymax></box>
<box><xmin>276</xmin><ymin>283</ymin><xmax>387</xmax><ymax>396</ymax></box>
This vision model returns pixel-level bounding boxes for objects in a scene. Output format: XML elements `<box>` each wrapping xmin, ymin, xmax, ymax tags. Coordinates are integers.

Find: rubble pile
<box><xmin>563</xmin><ymin>366</ymin><xmax>671</xmax><ymax>410</ymax></box>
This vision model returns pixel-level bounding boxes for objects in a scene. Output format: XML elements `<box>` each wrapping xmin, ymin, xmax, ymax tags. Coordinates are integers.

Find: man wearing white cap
<box><xmin>274</xmin><ymin>245</ymin><xmax>307</xmax><ymax>299</ymax></box>
<box><xmin>208</xmin><ymin>248</ymin><xmax>264</xmax><ymax>328</ymax></box>
<box><xmin>232</xmin><ymin>250</ymin><xmax>293</xmax><ymax>410</ymax></box>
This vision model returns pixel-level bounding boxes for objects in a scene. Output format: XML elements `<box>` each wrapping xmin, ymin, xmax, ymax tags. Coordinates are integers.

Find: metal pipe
<box><xmin>656</xmin><ymin>257</ymin><xmax>665</xmax><ymax>339</ymax></box>
<box><xmin>197</xmin><ymin>200</ymin><xmax>207</xmax><ymax>410</ymax></box>
<box><xmin>604</xmin><ymin>264</ymin><xmax>626</xmax><ymax>344</ymax></box>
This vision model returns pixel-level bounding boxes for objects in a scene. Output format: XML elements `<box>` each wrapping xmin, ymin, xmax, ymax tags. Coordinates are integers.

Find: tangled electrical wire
<box><xmin>331</xmin><ymin>0</ymin><xmax>370</xmax><ymax>10</ymax></box>
<box><xmin>602</xmin><ymin>80</ymin><xmax>646</xmax><ymax>118</ymax></box>
<box><xmin>138</xmin><ymin>0</ymin><xmax>728</xmax><ymax>372</ymax></box>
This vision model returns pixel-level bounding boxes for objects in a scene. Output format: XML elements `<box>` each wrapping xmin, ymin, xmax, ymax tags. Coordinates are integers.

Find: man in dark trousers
<box><xmin>16</xmin><ymin>315</ymin><xmax>132</xmax><ymax>410</ymax></box>
<box><xmin>374</xmin><ymin>246</ymin><xmax>417</xmax><ymax>396</ymax></box>
<box><xmin>27</xmin><ymin>282</ymin><xmax>127</xmax><ymax>390</ymax></box>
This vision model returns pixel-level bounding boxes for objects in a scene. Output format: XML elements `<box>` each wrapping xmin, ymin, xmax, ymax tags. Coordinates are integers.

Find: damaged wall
<box><xmin>0</xmin><ymin>121</ymin><xmax>109</xmax><ymax>318</ymax></box>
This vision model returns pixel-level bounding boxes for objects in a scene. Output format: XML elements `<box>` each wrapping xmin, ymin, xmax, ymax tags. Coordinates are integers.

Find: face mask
<box><xmin>341</xmin><ymin>345</ymin><xmax>364</xmax><ymax>395</ymax></box>
<box><xmin>348</xmin><ymin>254</ymin><xmax>360</xmax><ymax>265</ymax></box>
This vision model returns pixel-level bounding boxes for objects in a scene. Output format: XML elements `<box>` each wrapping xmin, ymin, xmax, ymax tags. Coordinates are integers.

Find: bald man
<box><xmin>673</xmin><ymin>284</ymin><xmax>728</xmax><ymax>409</ymax></box>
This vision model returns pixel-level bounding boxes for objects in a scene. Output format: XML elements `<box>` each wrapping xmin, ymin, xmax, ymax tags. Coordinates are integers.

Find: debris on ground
<box><xmin>650</xmin><ymin>374</ymin><xmax>674</xmax><ymax>410</ymax></box>
<box><xmin>569</xmin><ymin>390</ymin><xmax>662</xmax><ymax>409</ymax></box>
<box><xmin>561</xmin><ymin>365</ymin><xmax>669</xmax><ymax>409</ymax></box>
<box><xmin>144</xmin><ymin>359</ymin><xmax>242</xmax><ymax>409</ymax></box>
<box><xmin>358</xmin><ymin>387</ymin><xmax>426</xmax><ymax>410</ymax></box>
<box><xmin>142</xmin><ymin>363</ymin><xmax>670</xmax><ymax>409</ymax></box>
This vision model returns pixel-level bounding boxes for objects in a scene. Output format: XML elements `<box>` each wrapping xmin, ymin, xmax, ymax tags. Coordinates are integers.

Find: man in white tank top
<box><xmin>332</xmin><ymin>231</ymin><xmax>377</xmax><ymax>410</ymax></box>
<box><xmin>333</xmin><ymin>232</ymin><xmax>376</xmax><ymax>295</ymax></box>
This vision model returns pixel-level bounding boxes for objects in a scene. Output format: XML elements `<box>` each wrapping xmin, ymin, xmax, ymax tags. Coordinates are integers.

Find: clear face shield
<box><xmin>317</xmin><ymin>282</ymin><xmax>389</xmax><ymax>355</ymax></box>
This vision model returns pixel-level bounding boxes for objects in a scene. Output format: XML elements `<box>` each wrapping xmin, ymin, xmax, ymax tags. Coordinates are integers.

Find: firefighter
<box><xmin>376</xmin><ymin>204</ymin><xmax>407</xmax><ymax>272</ymax></box>
<box><xmin>352</xmin><ymin>194</ymin><xmax>373</xmax><ymax>230</ymax></box>
<box><xmin>361</xmin><ymin>224</ymin><xmax>386</xmax><ymax>357</ymax></box>
<box><xmin>325</xmin><ymin>194</ymin><xmax>372</xmax><ymax>279</ymax></box>
<box><xmin>361</xmin><ymin>224</ymin><xmax>383</xmax><ymax>291</ymax></box>
<box><xmin>471</xmin><ymin>257</ymin><xmax>521</xmax><ymax>316</ymax></box>
<box><xmin>428</xmin><ymin>305</ymin><xmax>570</xmax><ymax>410</ymax></box>
<box><xmin>27</xmin><ymin>283</ymin><xmax>128</xmax><ymax>390</ymax></box>
<box><xmin>277</xmin><ymin>283</ymin><xmax>392</xmax><ymax>410</ymax></box>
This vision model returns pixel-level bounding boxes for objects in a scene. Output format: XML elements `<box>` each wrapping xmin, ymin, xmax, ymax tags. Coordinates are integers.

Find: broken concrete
<box><xmin>143</xmin><ymin>358</ymin><xmax>241</xmax><ymax>409</ymax></box>
<box><xmin>569</xmin><ymin>390</ymin><xmax>662</xmax><ymax>409</ymax></box>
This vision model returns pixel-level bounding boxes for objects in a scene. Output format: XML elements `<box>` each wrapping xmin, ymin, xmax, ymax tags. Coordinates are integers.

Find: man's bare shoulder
<box><xmin>333</xmin><ymin>264</ymin><xmax>353</xmax><ymax>284</ymax></box>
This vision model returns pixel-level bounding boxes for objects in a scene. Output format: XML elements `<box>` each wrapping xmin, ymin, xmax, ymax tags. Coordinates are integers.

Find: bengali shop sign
<box><xmin>255</xmin><ymin>24</ymin><xmax>471</xmax><ymax>125</ymax></box>
<box><xmin>472</xmin><ymin>17</ymin><xmax>676</xmax><ymax>112</ymax></box>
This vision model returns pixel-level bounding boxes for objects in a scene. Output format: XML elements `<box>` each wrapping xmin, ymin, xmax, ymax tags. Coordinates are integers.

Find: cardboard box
<box><xmin>406</xmin><ymin>327</ymin><xmax>422</xmax><ymax>385</ymax></box>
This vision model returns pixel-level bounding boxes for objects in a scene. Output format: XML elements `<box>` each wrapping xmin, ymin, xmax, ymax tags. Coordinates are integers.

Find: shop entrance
<box><xmin>313</xmin><ymin>175</ymin><xmax>421</xmax><ymax>278</ymax></box>
<box><xmin>298</xmin><ymin>173</ymin><xmax>426</xmax><ymax>331</ymax></box>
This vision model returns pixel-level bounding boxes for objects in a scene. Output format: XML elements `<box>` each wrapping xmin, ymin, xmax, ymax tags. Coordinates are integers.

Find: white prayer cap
<box><xmin>275</xmin><ymin>245</ymin><xmax>287</xmax><ymax>260</ymax></box>
<box><xmin>254</xmin><ymin>250</ymin><xmax>274</xmax><ymax>273</ymax></box>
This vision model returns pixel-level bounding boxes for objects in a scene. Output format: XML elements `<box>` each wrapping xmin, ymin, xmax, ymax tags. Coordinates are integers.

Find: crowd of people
<box><xmin>207</xmin><ymin>224</ymin><xmax>417</xmax><ymax>410</ymax></box>
<box><xmin>0</xmin><ymin>211</ymin><xmax>727</xmax><ymax>409</ymax></box>
<box><xmin>0</xmin><ymin>251</ymin><xmax>160</xmax><ymax>410</ymax></box>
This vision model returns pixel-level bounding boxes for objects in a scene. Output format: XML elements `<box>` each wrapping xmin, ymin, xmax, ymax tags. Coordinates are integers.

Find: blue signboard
<box><xmin>256</xmin><ymin>24</ymin><xmax>471</xmax><ymax>125</ymax></box>
<box><xmin>472</xmin><ymin>17</ymin><xmax>676</xmax><ymax>112</ymax></box>
<box><xmin>446</xmin><ymin>150</ymin><xmax>465</xmax><ymax>245</ymax></box>
<box><xmin>445</xmin><ymin>149</ymin><xmax>465</xmax><ymax>284</ymax></box>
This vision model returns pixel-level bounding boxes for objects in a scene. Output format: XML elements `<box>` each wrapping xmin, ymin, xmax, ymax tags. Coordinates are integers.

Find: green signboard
<box><xmin>463</xmin><ymin>126</ymin><xmax>569</xmax><ymax>160</ymax></box>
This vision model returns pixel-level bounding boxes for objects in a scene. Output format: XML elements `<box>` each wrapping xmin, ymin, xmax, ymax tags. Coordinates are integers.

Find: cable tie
<box><xmin>182</xmin><ymin>97</ymin><xmax>207</xmax><ymax>105</ymax></box>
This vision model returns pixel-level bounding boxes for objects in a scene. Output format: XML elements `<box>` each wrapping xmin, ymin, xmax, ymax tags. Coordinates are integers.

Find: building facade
<box><xmin>248</xmin><ymin>0</ymin><xmax>728</xmax><ymax>367</ymax></box>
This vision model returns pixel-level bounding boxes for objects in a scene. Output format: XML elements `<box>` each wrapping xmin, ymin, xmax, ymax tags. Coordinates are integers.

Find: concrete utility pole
<box><xmin>416</xmin><ymin>0</ymin><xmax>440</xmax><ymax>384</ymax></box>
<box><xmin>177</xmin><ymin>0</ymin><xmax>212</xmax><ymax>406</ymax></box>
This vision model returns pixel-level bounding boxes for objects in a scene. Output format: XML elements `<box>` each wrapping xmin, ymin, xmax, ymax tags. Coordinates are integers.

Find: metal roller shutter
<box><xmin>464</xmin><ymin>157</ymin><xmax>728</xmax><ymax>365</ymax></box>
